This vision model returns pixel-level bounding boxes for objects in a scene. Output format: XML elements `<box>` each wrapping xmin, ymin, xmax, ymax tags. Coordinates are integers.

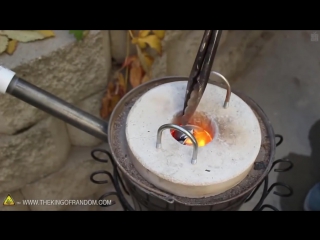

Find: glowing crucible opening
<box><xmin>171</xmin><ymin>112</ymin><xmax>215</xmax><ymax>147</ymax></box>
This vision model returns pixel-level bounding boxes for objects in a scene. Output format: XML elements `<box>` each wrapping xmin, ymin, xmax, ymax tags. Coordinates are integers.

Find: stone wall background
<box><xmin>0</xmin><ymin>30</ymin><xmax>273</xmax><ymax>210</ymax></box>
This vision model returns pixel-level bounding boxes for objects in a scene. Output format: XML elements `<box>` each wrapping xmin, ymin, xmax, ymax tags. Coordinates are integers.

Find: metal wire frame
<box><xmin>90</xmin><ymin>134</ymin><xmax>293</xmax><ymax>211</ymax></box>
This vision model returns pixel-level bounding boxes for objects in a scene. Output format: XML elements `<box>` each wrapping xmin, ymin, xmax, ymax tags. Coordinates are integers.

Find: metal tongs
<box><xmin>181</xmin><ymin>30</ymin><xmax>222</xmax><ymax>125</ymax></box>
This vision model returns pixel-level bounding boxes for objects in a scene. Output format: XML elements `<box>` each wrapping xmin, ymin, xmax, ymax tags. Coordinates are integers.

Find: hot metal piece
<box><xmin>182</xmin><ymin>30</ymin><xmax>222</xmax><ymax>125</ymax></box>
<box><xmin>156</xmin><ymin>124</ymin><xmax>198</xmax><ymax>164</ymax></box>
<box><xmin>172</xmin><ymin>125</ymin><xmax>195</xmax><ymax>144</ymax></box>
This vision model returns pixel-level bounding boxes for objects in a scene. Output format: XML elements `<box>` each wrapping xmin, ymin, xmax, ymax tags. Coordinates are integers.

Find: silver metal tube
<box><xmin>7</xmin><ymin>76</ymin><xmax>108</xmax><ymax>141</ymax></box>
<box><xmin>210</xmin><ymin>71</ymin><xmax>231</xmax><ymax>108</ymax></box>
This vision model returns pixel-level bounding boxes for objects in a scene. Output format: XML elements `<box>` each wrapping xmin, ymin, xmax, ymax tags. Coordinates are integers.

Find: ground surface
<box><xmin>236</xmin><ymin>30</ymin><xmax>320</xmax><ymax>211</ymax></box>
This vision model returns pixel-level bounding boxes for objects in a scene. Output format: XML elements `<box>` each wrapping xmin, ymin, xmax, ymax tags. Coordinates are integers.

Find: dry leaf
<box><xmin>117</xmin><ymin>72</ymin><xmax>127</xmax><ymax>93</ymax></box>
<box><xmin>152</xmin><ymin>30</ymin><xmax>165</xmax><ymax>39</ymax></box>
<box><xmin>143</xmin><ymin>52</ymin><xmax>154</xmax><ymax>69</ymax></box>
<box><xmin>6</xmin><ymin>40</ymin><xmax>18</xmax><ymax>55</ymax></box>
<box><xmin>100</xmin><ymin>83</ymin><xmax>114</xmax><ymax>119</ymax></box>
<box><xmin>131</xmin><ymin>30</ymin><xmax>163</xmax><ymax>55</ymax></box>
<box><xmin>131</xmin><ymin>58</ymin><xmax>141</xmax><ymax>68</ymax></box>
<box><xmin>139</xmin><ymin>30</ymin><xmax>151</xmax><ymax>38</ymax></box>
<box><xmin>101</xmin><ymin>92</ymin><xmax>120</xmax><ymax>119</ymax></box>
<box><xmin>0</xmin><ymin>35</ymin><xmax>9</xmax><ymax>54</ymax></box>
<box><xmin>131</xmin><ymin>37</ymin><xmax>147</xmax><ymax>49</ymax></box>
<box><xmin>136</xmin><ymin>47</ymin><xmax>148</xmax><ymax>73</ymax></box>
<box><xmin>36</xmin><ymin>30</ymin><xmax>55</xmax><ymax>37</ymax></box>
<box><xmin>0</xmin><ymin>30</ymin><xmax>54</xmax><ymax>42</ymax></box>
<box><xmin>141</xmin><ymin>73</ymin><xmax>151</xmax><ymax>83</ymax></box>
<box><xmin>83</xmin><ymin>30</ymin><xmax>90</xmax><ymax>38</ymax></box>
<box><xmin>130</xmin><ymin>30</ymin><xmax>139</xmax><ymax>36</ymax></box>
<box><xmin>121</xmin><ymin>55</ymin><xmax>138</xmax><ymax>69</ymax></box>
<box><xmin>130</xmin><ymin>59</ymin><xmax>143</xmax><ymax>88</ymax></box>
<box><xmin>137</xmin><ymin>35</ymin><xmax>162</xmax><ymax>55</ymax></box>
<box><xmin>136</xmin><ymin>47</ymin><xmax>154</xmax><ymax>74</ymax></box>
<box><xmin>100</xmin><ymin>73</ymin><xmax>127</xmax><ymax>119</ymax></box>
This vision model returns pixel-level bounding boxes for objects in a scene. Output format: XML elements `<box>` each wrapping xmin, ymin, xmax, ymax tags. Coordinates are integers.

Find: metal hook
<box><xmin>258</xmin><ymin>204</ymin><xmax>279</xmax><ymax>211</ymax></box>
<box><xmin>271</xmin><ymin>159</ymin><xmax>293</xmax><ymax>173</ymax></box>
<box><xmin>90</xmin><ymin>149</ymin><xmax>130</xmax><ymax>195</ymax></box>
<box><xmin>90</xmin><ymin>170</ymin><xmax>111</xmax><ymax>184</ymax></box>
<box><xmin>156</xmin><ymin>123</ymin><xmax>199</xmax><ymax>164</ymax></box>
<box><xmin>275</xmin><ymin>134</ymin><xmax>283</xmax><ymax>147</ymax></box>
<box><xmin>210</xmin><ymin>71</ymin><xmax>231</xmax><ymax>108</ymax></box>
<box><xmin>90</xmin><ymin>168</ymin><xmax>134</xmax><ymax>211</ymax></box>
<box><xmin>98</xmin><ymin>192</ymin><xmax>117</xmax><ymax>207</ymax></box>
<box><xmin>91</xmin><ymin>149</ymin><xmax>111</xmax><ymax>163</ymax></box>
<box><xmin>267</xmin><ymin>182</ymin><xmax>293</xmax><ymax>197</ymax></box>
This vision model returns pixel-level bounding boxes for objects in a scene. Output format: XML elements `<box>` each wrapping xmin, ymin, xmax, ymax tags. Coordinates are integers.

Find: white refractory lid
<box><xmin>126</xmin><ymin>81</ymin><xmax>261</xmax><ymax>198</ymax></box>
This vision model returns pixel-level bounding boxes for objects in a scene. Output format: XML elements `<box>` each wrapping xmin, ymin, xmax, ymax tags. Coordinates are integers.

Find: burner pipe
<box><xmin>0</xmin><ymin>66</ymin><xmax>108</xmax><ymax>141</ymax></box>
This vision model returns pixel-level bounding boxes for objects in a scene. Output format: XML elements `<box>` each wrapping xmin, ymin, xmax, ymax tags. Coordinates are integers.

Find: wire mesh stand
<box><xmin>90</xmin><ymin>134</ymin><xmax>293</xmax><ymax>211</ymax></box>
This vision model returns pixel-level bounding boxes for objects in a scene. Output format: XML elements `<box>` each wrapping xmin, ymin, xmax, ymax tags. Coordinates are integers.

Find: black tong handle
<box><xmin>182</xmin><ymin>30</ymin><xmax>222</xmax><ymax>124</ymax></box>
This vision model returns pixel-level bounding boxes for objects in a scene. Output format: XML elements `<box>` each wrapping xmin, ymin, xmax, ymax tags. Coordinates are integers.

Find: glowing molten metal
<box><xmin>184</xmin><ymin>127</ymin><xmax>212</xmax><ymax>147</ymax></box>
<box><xmin>171</xmin><ymin>112</ymin><xmax>215</xmax><ymax>147</ymax></box>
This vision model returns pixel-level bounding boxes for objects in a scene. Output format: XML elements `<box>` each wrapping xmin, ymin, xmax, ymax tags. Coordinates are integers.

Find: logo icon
<box><xmin>3</xmin><ymin>194</ymin><xmax>15</xmax><ymax>206</ymax></box>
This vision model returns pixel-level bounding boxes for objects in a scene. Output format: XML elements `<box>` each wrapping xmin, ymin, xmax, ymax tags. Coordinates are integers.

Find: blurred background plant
<box><xmin>0</xmin><ymin>30</ymin><xmax>166</xmax><ymax>120</ymax></box>
<box><xmin>100</xmin><ymin>30</ymin><xmax>165</xmax><ymax>119</ymax></box>
<box><xmin>0</xmin><ymin>30</ymin><xmax>89</xmax><ymax>56</ymax></box>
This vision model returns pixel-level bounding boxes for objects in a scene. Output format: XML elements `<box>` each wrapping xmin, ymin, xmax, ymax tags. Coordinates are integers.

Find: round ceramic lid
<box><xmin>125</xmin><ymin>81</ymin><xmax>261</xmax><ymax>198</ymax></box>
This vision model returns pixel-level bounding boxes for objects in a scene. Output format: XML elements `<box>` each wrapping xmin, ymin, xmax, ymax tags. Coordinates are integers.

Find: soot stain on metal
<box><xmin>110</xmin><ymin>80</ymin><xmax>273</xmax><ymax>206</ymax></box>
